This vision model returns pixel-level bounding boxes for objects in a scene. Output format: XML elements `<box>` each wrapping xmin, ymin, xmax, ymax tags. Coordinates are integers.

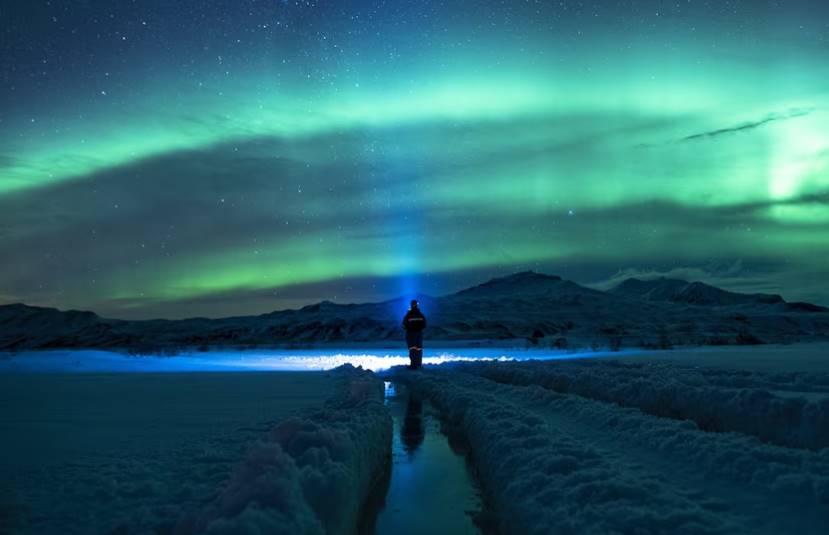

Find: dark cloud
<box><xmin>680</xmin><ymin>108</ymin><xmax>814</xmax><ymax>142</ymax></box>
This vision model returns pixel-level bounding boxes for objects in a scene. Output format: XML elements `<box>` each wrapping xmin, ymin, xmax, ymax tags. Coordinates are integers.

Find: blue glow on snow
<box><xmin>0</xmin><ymin>348</ymin><xmax>636</xmax><ymax>373</ymax></box>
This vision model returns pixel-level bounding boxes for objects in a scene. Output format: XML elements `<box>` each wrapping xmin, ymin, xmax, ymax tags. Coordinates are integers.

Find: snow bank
<box><xmin>393</xmin><ymin>366</ymin><xmax>829</xmax><ymax>534</ymax></box>
<box><xmin>178</xmin><ymin>365</ymin><xmax>391</xmax><ymax>534</ymax></box>
<box><xmin>463</xmin><ymin>359</ymin><xmax>829</xmax><ymax>450</ymax></box>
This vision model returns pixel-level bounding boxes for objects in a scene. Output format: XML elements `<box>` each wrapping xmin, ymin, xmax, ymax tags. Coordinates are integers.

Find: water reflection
<box><xmin>401</xmin><ymin>394</ymin><xmax>424</xmax><ymax>456</ymax></box>
<box><xmin>366</xmin><ymin>383</ymin><xmax>483</xmax><ymax>534</ymax></box>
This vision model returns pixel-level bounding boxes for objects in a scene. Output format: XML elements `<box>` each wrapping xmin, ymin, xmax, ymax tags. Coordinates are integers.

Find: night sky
<box><xmin>1</xmin><ymin>0</ymin><xmax>828</xmax><ymax>319</ymax></box>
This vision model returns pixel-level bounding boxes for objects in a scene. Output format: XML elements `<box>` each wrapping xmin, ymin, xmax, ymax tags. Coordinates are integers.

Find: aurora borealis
<box><xmin>1</xmin><ymin>1</ymin><xmax>828</xmax><ymax>318</ymax></box>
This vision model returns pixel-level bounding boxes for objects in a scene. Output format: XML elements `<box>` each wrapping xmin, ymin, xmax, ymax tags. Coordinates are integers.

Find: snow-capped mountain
<box><xmin>1</xmin><ymin>272</ymin><xmax>826</xmax><ymax>350</ymax></box>
<box><xmin>610</xmin><ymin>277</ymin><xmax>785</xmax><ymax>306</ymax></box>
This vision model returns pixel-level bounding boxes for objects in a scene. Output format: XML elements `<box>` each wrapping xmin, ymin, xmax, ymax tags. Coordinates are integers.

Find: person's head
<box><xmin>410</xmin><ymin>299</ymin><xmax>419</xmax><ymax>310</ymax></box>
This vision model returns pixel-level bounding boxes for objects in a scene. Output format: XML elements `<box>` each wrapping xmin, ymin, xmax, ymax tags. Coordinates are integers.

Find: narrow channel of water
<box><xmin>360</xmin><ymin>382</ymin><xmax>484</xmax><ymax>534</ymax></box>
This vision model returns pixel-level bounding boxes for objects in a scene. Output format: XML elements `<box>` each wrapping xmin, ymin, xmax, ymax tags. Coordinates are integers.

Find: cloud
<box><xmin>586</xmin><ymin>259</ymin><xmax>829</xmax><ymax>306</ymax></box>
<box><xmin>588</xmin><ymin>260</ymin><xmax>753</xmax><ymax>291</ymax></box>
<box><xmin>679</xmin><ymin>107</ymin><xmax>814</xmax><ymax>142</ymax></box>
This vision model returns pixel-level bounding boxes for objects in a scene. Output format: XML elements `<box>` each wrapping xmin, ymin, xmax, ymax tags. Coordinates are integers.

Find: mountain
<box><xmin>1</xmin><ymin>272</ymin><xmax>827</xmax><ymax>351</ymax></box>
<box><xmin>456</xmin><ymin>271</ymin><xmax>575</xmax><ymax>297</ymax></box>
<box><xmin>608</xmin><ymin>277</ymin><xmax>691</xmax><ymax>301</ymax></box>
<box><xmin>610</xmin><ymin>277</ymin><xmax>785</xmax><ymax>306</ymax></box>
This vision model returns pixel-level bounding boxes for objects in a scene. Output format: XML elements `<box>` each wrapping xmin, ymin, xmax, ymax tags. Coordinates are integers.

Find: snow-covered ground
<box><xmin>388</xmin><ymin>344</ymin><xmax>829</xmax><ymax>534</ymax></box>
<box><xmin>2</xmin><ymin>344</ymin><xmax>827</xmax><ymax>533</ymax></box>
<box><xmin>0</xmin><ymin>348</ymin><xmax>524</xmax><ymax>373</ymax></box>
<box><xmin>621</xmin><ymin>343</ymin><xmax>829</xmax><ymax>373</ymax></box>
<box><xmin>0</xmin><ymin>367</ymin><xmax>389</xmax><ymax>534</ymax></box>
<box><xmin>2</xmin><ymin>343</ymin><xmax>827</xmax><ymax>374</ymax></box>
<box><xmin>182</xmin><ymin>365</ymin><xmax>390</xmax><ymax>534</ymax></box>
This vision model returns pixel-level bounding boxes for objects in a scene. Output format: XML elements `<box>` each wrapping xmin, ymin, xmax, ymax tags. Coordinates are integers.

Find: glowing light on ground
<box><xmin>0</xmin><ymin>349</ymin><xmax>635</xmax><ymax>373</ymax></box>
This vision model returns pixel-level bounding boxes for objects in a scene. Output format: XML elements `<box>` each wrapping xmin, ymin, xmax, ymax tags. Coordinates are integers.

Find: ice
<box><xmin>366</xmin><ymin>383</ymin><xmax>483</xmax><ymax>534</ymax></box>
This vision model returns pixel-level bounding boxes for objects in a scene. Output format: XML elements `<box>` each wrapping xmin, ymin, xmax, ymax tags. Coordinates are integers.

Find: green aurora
<box><xmin>1</xmin><ymin>0</ymin><xmax>828</xmax><ymax>318</ymax></box>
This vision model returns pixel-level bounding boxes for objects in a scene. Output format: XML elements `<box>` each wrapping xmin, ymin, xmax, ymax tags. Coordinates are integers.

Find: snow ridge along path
<box><xmin>177</xmin><ymin>365</ymin><xmax>392</xmax><ymax>534</ymax></box>
<box><xmin>468</xmin><ymin>359</ymin><xmax>829</xmax><ymax>450</ymax></box>
<box><xmin>392</xmin><ymin>364</ymin><xmax>829</xmax><ymax>534</ymax></box>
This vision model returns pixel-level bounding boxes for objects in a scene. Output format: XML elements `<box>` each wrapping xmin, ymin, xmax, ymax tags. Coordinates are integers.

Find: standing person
<box><xmin>402</xmin><ymin>300</ymin><xmax>427</xmax><ymax>369</ymax></box>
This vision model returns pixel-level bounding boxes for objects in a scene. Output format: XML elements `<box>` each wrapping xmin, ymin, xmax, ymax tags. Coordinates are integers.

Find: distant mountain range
<box><xmin>1</xmin><ymin>272</ymin><xmax>827</xmax><ymax>351</ymax></box>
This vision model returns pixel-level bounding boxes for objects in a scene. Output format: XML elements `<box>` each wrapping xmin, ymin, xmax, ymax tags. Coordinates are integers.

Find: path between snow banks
<box><xmin>176</xmin><ymin>365</ymin><xmax>391</xmax><ymax>534</ymax></box>
<box><xmin>392</xmin><ymin>367</ymin><xmax>829</xmax><ymax>534</ymax></box>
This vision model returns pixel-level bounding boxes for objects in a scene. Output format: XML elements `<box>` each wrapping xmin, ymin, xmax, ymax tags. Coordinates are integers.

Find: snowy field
<box><xmin>0</xmin><ymin>368</ymin><xmax>389</xmax><ymax>534</ymax></box>
<box><xmin>1</xmin><ymin>344</ymin><xmax>827</xmax><ymax>533</ymax></box>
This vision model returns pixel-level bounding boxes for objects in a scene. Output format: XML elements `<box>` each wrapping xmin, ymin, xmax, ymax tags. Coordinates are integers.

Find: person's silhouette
<box><xmin>401</xmin><ymin>393</ymin><xmax>425</xmax><ymax>455</ymax></box>
<box><xmin>402</xmin><ymin>299</ymin><xmax>426</xmax><ymax>369</ymax></box>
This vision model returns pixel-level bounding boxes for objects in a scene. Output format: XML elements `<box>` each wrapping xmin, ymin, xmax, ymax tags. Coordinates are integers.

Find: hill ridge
<box><xmin>1</xmin><ymin>271</ymin><xmax>826</xmax><ymax>350</ymax></box>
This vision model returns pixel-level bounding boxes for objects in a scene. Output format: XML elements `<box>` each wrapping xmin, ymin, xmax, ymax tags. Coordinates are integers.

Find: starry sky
<box><xmin>1</xmin><ymin>0</ymin><xmax>828</xmax><ymax>319</ymax></box>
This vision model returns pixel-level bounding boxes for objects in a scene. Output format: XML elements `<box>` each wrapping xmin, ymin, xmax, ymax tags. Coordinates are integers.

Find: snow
<box><xmin>463</xmin><ymin>358</ymin><xmax>829</xmax><ymax>450</ymax></box>
<box><xmin>387</xmin><ymin>344</ymin><xmax>829</xmax><ymax>534</ymax></box>
<box><xmin>0</xmin><ymin>347</ymin><xmax>632</xmax><ymax>373</ymax></box>
<box><xmin>621</xmin><ymin>343</ymin><xmax>829</xmax><ymax>373</ymax></box>
<box><xmin>0</xmin><ymin>366</ymin><xmax>390</xmax><ymax>534</ymax></box>
<box><xmin>2</xmin><ymin>344</ymin><xmax>828</xmax><ymax>533</ymax></box>
<box><xmin>2</xmin><ymin>343</ymin><xmax>826</xmax><ymax>374</ymax></box>
<box><xmin>0</xmin><ymin>373</ymin><xmax>331</xmax><ymax>472</ymax></box>
<box><xmin>182</xmin><ymin>365</ymin><xmax>391</xmax><ymax>534</ymax></box>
